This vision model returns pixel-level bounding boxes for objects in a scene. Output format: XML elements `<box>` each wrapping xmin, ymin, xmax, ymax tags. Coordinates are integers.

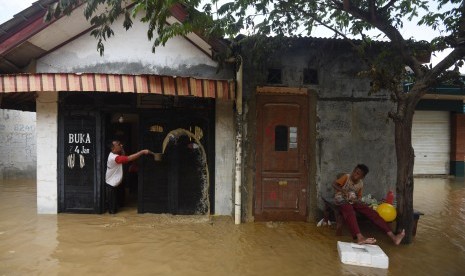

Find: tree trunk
<box><xmin>394</xmin><ymin>99</ymin><xmax>416</xmax><ymax>244</ymax></box>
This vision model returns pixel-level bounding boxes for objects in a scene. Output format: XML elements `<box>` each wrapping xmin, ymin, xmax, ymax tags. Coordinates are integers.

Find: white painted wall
<box><xmin>215</xmin><ymin>100</ymin><xmax>235</xmax><ymax>215</ymax></box>
<box><xmin>0</xmin><ymin>109</ymin><xmax>36</xmax><ymax>179</ymax></box>
<box><xmin>36</xmin><ymin>91</ymin><xmax>58</xmax><ymax>214</ymax></box>
<box><xmin>36</xmin><ymin>15</ymin><xmax>225</xmax><ymax>79</ymax></box>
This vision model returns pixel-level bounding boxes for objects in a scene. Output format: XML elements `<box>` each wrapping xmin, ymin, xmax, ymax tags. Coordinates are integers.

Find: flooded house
<box><xmin>0</xmin><ymin>2</ymin><xmax>236</xmax><ymax>217</ymax></box>
<box><xmin>237</xmin><ymin>37</ymin><xmax>400</xmax><ymax>222</ymax></box>
<box><xmin>1</xmin><ymin>1</ymin><xmax>465</xmax><ymax>224</ymax></box>
<box><xmin>237</xmin><ymin>37</ymin><xmax>465</xmax><ymax>222</ymax></box>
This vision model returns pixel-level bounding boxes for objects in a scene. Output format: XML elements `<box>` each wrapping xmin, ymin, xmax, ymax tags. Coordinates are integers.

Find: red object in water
<box><xmin>386</xmin><ymin>190</ymin><xmax>394</xmax><ymax>204</ymax></box>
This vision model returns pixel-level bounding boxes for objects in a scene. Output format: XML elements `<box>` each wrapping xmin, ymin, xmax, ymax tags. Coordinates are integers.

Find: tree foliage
<box><xmin>47</xmin><ymin>1</ymin><xmax>464</xmax><ymax>83</ymax></box>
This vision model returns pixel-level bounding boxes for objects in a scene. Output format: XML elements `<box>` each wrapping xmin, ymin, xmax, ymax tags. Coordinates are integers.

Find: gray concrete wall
<box><xmin>240</xmin><ymin>38</ymin><xmax>396</xmax><ymax>221</ymax></box>
<box><xmin>316</xmin><ymin>50</ymin><xmax>396</xmax><ymax>203</ymax></box>
<box><xmin>0</xmin><ymin>109</ymin><xmax>36</xmax><ymax>179</ymax></box>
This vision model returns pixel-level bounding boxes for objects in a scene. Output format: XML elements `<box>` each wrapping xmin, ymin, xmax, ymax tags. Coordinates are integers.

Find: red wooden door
<box><xmin>255</xmin><ymin>93</ymin><xmax>309</xmax><ymax>221</ymax></box>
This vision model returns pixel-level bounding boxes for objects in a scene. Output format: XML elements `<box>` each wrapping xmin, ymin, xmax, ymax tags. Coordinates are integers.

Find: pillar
<box><xmin>450</xmin><ymin>112</ymin><xmax>465</xmax><ymax>177</ymax></box>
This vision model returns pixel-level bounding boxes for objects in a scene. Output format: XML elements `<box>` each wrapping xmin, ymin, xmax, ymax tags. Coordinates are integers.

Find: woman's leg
<box><xmin>339</xmin><ymin>203</ymin><xmax>360</xmax><ymax>237</ymax></box>
<box><xmin>353</xmin><ymin>203</ymin><xmax>405</xmax><ymax>245</ymax></box>
<box><xmin>353</xmin><ymin>203</ymin><xmax>391</xmax><ymax>232</ymax></box>
<box><xmin>340</xmin><ymin>203</ymin><xmax>377</xmax><ymax>244</ymax></box>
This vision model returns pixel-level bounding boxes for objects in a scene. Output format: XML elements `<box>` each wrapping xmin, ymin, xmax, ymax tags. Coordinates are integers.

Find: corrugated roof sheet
<box><xmin>0</xmin><ymin>73</ymin><xmax>235</xmax><ymax>100</ymax></box>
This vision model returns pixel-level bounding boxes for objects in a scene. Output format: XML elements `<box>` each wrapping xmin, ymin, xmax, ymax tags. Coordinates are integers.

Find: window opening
<box><xmin>275</xmin><ymin>125</ymin><xmax>288</xmax><ymax>151</ymax></box>
<box><xmin>267</xmin><ymin>68</ymin><xmax>282</xmax><ymax>84</ymax></box>
<box><xmin>303</xmin><ymin>68</ymin><xmax>318</xmax><ymax>84</ymax></box>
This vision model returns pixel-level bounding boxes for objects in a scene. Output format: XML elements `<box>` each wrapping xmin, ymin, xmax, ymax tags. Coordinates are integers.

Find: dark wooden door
<box><xmin>138</xmin><ymin>110</ymin><xmax>172</xmax><ymax>213</ymax></box>
<box><xmin>255</xmin><ymin>93</ymin><xmax>309</xmax><ymax>221</ymax></box>
<box><xmin>59</xmin><ymin>111</ymin><xmax>102</xmax><ymax>213</ymax></box>
<box><xmin>138</xmin><ymin>108</ymin><xmax>214</xmax><ymax>214</ymax></box>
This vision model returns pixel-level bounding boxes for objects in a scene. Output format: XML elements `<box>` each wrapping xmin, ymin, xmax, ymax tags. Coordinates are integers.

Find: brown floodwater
<box><xmin>1</xmin><ymin>178</ymin><xmax>464</xmax><ymax>275</ymax></box>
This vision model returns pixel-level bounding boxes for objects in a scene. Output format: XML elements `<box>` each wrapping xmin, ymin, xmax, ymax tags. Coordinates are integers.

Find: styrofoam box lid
<box><xmin>337</xmin><ymin>241</ymin><xmax>389</xmax><ymax>269</ymax></box>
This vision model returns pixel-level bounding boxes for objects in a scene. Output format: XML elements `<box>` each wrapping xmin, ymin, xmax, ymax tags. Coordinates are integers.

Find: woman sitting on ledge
<box><xmin>333</xmin><ymin>164</ymin><xmax>405</xmax><ymax>245</ymax></box>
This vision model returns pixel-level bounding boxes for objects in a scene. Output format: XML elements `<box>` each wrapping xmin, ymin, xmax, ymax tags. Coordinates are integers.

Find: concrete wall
<box><xmin>36</xmin><ymin>14</ymin><xmax>231</xmax><ymax>79</ymax></box>
<box><xmin>241</xmin><ymin>38</ymin><xmax>396</xmax><ymax>221</ymax></box>
<box><xmin>36</xmin><ymin>91</ymin><xmax>58</xmax><ymax>214</ymax></box>
<box><xmin>315</xmin><ymin>50</ymin><xmax>396</xmax><ymax>203</ymax></box>
<box><xmin>0</xmin><ymin>109</ymin><xmax>36</xmax><ymax>179</ymax></box>
<box><xmin>214</xmin><ymin>100</ymin><xmax>235</xmax><ymax>215</ymax></box>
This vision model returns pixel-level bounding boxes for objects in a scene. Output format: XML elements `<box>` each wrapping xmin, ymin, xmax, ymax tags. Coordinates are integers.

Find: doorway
<box><xmin>105</xmin><ymin>113</ymin><xmax>140</xmax><ymax>212</ymax></box>
<box><xmin>58</xmin><ymin>92</ymin><xmax>215</xmax><ymax>214</ymax></box>
<box><xmin>254</xmin><ymin>92</ymin><xmax>309</xmax><ymax>221</ymax></box>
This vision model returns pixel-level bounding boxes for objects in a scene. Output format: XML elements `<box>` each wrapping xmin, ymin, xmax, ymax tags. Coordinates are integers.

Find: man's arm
<box><xmin>333</xmin><ymin>174</ymin><xmax>347</xmax><ymax>191</ymax></box>
<box><xmin>356</xmin><ymin>187</ymin><xmax>363</xmax><ymax>200</ymax></box>
<box><xmin>332</xmin><ymin>181</ymin><xmax>343</xmax><ymax>192</ymax></box>
<box><xmin>127</xmin><ymin>149</ymin><xmax>151</xmax><ymax>162</ymax></box>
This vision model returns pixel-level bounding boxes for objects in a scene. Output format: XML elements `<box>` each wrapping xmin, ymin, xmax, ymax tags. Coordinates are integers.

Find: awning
<box><xmin>0</xmin><ymin>73</ymin><xmax>235</xmax><ymax>99</ymax></box>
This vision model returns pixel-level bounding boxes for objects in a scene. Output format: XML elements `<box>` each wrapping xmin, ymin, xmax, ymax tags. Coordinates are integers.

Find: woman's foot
<box><xmin>392</xmin><ymin>229</ymin><xmax>405</xmax><ymax>245</ymax></box>
<box><xmin>356</xmin><ymin>234</ymin><xmax>377</xmax><ymax>244</ymax></box>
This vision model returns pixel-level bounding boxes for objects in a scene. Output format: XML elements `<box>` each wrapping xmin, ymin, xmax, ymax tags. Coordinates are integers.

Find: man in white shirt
<box><xmin>105</xmin><ymin>140</ymin><xmax>151</xmax><ymax>214</ymax></box>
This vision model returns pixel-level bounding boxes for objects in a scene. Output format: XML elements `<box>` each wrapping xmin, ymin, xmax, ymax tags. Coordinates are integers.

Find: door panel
<box><xmin>255</xmin><ymin>94</ymin><xmax>308</xmax><ymax>221</ymax></box>
<box><xmin>262</xmin><ymin>104</ymin><xmax>301</xmax><ymax>172</ymax></box>
<box><xmin>262</xmin><ymin>178</ymin><xmax>301</xmax><ymax>208</ymax></box>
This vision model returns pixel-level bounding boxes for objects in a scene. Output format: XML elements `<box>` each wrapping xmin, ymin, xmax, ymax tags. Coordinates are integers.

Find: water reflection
<box><xmin>0</xmin><ymin>178</ymin><xmax>464</xmax><ymax>275</ymax></box>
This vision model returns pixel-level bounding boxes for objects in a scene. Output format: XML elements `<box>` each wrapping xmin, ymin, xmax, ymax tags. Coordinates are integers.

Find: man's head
<box><xmin>351</xmin><ymin>164</ymin><xmax>369</xmax><ymax>181</ymax></box>
<box><xmin>110</xmin><ymin>140</ymin><xmax>123</xmax><ymax>154</ymax></box>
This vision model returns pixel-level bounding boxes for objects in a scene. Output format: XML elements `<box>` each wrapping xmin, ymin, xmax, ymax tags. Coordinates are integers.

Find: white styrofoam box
<box><xmin>337</xmin><ymin>241</ymin><xmax>389</xmax><ymax>269</ymax></box>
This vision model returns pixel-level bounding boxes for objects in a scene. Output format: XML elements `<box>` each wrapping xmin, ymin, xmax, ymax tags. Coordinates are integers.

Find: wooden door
<box><xmin>59</xmin><ymin>111</ymin><xmax>102</xmax><ymax>213</ymax></box>
<box><xmin>138</xmin><ymin>107</ymin><xmax>214</xmax><ymax>214</ymax></box>
<box><xmin>255</xmin><ymin>93</ymin><xmax>309</xmax><ymax>221</ymax></box>
<box><xmin>138</xmin><ymin>110</ymin><xmax>172</xmax><ymax>213</ymax></box>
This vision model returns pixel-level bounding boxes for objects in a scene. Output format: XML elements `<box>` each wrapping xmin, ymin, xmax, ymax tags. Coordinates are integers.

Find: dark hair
<box><xmin>356</xmin><ymin>164</ymin><xmax>369</xmax><ymax>176</ymax></box>
<box><xmin>108</xmin><ymin>139</ymin><xmax>120</xmax><ymax>149</ymax></box>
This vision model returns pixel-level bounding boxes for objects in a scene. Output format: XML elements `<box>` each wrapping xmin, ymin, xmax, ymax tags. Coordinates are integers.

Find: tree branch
<box><xmin>428</xmin><ymin>46</ymin><xmax>465</xmax><ymax>82</ymax></box>
<box><xmin>343</xmin><ymin>0</ymin><xmax>350</xmax><ymax>10</ymax></box>
<box><xmin>369</xmin><ymin>0</ymin><xmax>376</xmax><ymax>21</ymax></box>
<box><xmin>380</xmin><ymin>0</ymin><xmax>397</xmax><ymax>14</ymax></box>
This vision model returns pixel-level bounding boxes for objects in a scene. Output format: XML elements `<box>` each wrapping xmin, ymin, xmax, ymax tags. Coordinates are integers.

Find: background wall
<box><xmin>0</xmin><ymin>109</ymin><xmax>36</xmax><ymax>179</ymax></box>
